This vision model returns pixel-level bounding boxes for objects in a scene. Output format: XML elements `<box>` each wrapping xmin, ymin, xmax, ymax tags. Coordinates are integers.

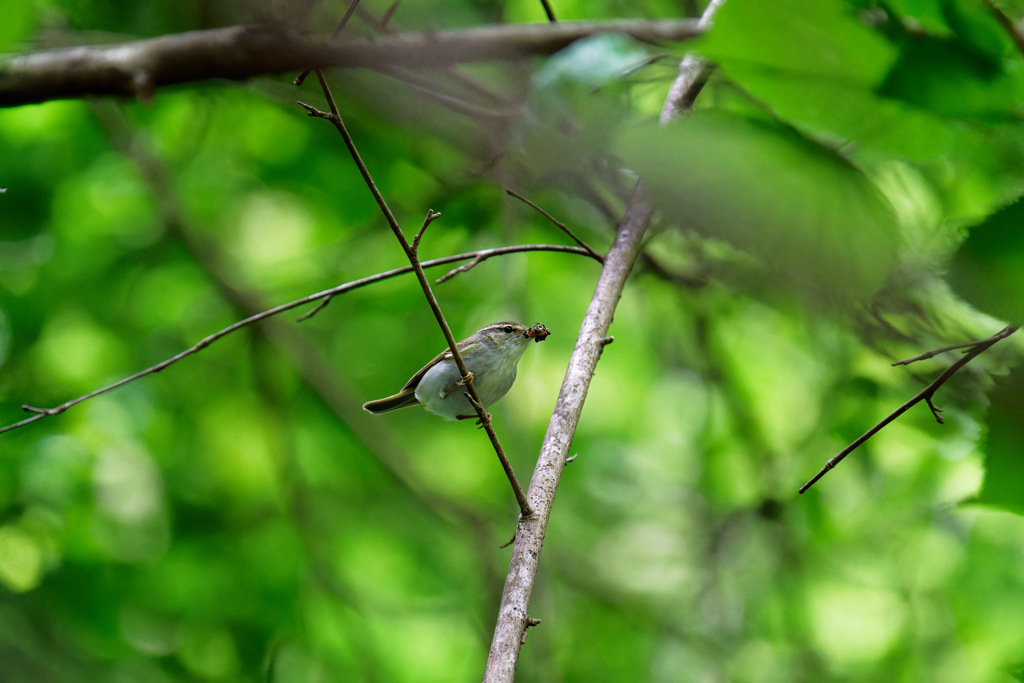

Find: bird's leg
<box><xmin>442</xmin><ymin>371</ymin><xmax>474</xmax><ymax>399</ymax></box>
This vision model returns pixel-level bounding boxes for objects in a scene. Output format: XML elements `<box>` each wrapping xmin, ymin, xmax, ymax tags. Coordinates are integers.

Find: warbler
<box><xmin>363</xmin><ymin>321</ymin><xmax>550</xmax><ymax>420</ymax></box>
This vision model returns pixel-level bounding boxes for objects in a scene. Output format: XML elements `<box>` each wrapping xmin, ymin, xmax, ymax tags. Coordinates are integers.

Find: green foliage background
<box><xmin>3</xmin><ymin>0</ymin><xmax>1024</xmax><ymax>681</ymax></box>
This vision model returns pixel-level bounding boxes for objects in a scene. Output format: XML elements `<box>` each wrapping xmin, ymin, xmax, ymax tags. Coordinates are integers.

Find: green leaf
<box><xmin>697</xmin><ymin>0</ymin><xmax>897</xmax><ymax>85</ymax></box>
<box><xmin>694</xmin><ymin>0</ymin><xmax>1024</xmax><ymax>161</ymax></box>
<box><xmin>879</xmin><ymin>36</ymin><xmax>1023</xmax><ymax>120</ymax></box>
<box><xmin>975</xmin><ymin>366</ymin><xmax>1024</xmax><ymax>515</ymax></box>
<box><xmin>940</xmin><ymin>0</ymin><xmax>1015</xmax><ymax>66</ymax></box>
<box><xmin>949</xmin><ymin>196</ymin><xmax>1024</xmax><ymax>323</ymax></box>
<box><xmin>693</xmin><ymin>0</ymin><xmax>911</xmax><ymax>153</ymax></box>
<box><xmin>0</xmin><ymin>2</ymin><xmax>34</xmax><ymax>53</ymax></box>
<box><xmin>619</xmin><ymin>111</ymin><xmax>899</xmax><ymax>305</ymax></box>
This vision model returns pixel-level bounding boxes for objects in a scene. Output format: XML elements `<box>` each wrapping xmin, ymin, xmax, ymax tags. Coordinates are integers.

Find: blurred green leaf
<box><xmin>535</xmin><ymin>33</ymin><xmax>651</xmax><ymax>90</ymax></box>
<box><xmin>879</xmin><ymin>36</ymin><xmax>1023</xmax><ymax>120</ymax></box>
<box><xmin>0</xmin><ymin>2</ymin><xmax>34</xmax><ymax>54</ymax></box>
<box><xmin>940</xmin><ymin>0</ymin><xmax>1015</xmax><ymax>66</ymax></box>
<box><xmin>698</xmin><ymin>0</ymin><xmax>897</xmax><ymax>85</ymax></box>
<box><xmin>975</xmin><ymin>366</ymin><xmax>1024</xmax><ymax>514</ymax></box>
<box><xmin>949</xmin><ymin>196</ymin><xmax>1024</xmax><ymax>323</ymax></box>
<box><xmin>619</xmin><ymin>111</ymin><xmax>899</xmax><ymax>306</ymax></box>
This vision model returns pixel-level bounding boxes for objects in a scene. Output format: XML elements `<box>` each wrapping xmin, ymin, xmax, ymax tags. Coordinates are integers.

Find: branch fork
<box><xmin>799</xmin><ymin>325</ymin><xmax>1019</xmax><ymax>494</ymax></box>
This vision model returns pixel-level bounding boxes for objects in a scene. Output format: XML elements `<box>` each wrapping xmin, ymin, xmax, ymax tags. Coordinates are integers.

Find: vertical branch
<box><xmin>483</xmin><ymin>194</ymin><xmax>652</xmax><ymax>681</ymax></box>
<box><xmin>482</xmin><ymin>2</ymin><xmax>724</xmax><ymax>679</ymax></box>
<box><xmin>660</xmin><ymin>0</ymin><xmax>724</xmax><ymax>123</ymax></box>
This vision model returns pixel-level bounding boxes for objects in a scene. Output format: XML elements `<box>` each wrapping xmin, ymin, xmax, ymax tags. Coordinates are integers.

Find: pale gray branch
<box><xmin>482</xmin><ymin>2</ymin><xmax>724</xmax><ymax>679</ymax></box>
<box><xmin>483</xmin><ymin>192</ymin><xmax>653</xmax><ymax>681</ymax></box>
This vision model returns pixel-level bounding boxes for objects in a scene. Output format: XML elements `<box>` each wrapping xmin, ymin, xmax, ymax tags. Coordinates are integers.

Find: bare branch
<box><xmin>485</xmin><ymin>182</ymin><xmax>654</xmax><ymax>680</ymax></box>
<box><xmin>0</xmin><ymin>244</ymin><xmax>596</xmax><ymax>436</ymax></box>
<box><xmin>505</xmin><ymin>189</ymin><xmax>604</xmax><ymax>264</ymax></box>
<box><xmin>484</xmin><ymin>1</ymin><xmax>723</xmax><ymax>677</ymax></box>
<box><xmin>891</xmin><ymin>331</ymin><xmax>1013</xmax><ymax>366</ymax></box>
<box><xmin>412</xmin><ymin>209</ymin><xmax>442</xmax><ymax>255</ymax></box>
<box><xmin>0</xmin><ymin>19</ymin><xmax>702</xmax><ymax>107</ymax></box>
<box><xmin>306</xmin><ymin>68</ymin><xmax>533</xmax><ymax>516</ymax></box>
<box><xmin>539</xmin><ymin>0</ymin><xmax>557</xmax><ymax>22</ymax></box>
<box><xmin>660</xmin><ymin>0</ymin><xmax>724</xmax><ymax>122</ymax></box>
<box><xmin>798</xmin><ymin>326</ymin><xmax>1019</xmax><ymax>494</ymax></box>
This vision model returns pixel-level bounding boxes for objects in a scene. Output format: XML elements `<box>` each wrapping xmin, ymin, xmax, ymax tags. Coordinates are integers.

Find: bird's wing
<box><xmin>399</xmin><ymin>347</ymin><xmax>453</xmax><ymax>392</ymax></box>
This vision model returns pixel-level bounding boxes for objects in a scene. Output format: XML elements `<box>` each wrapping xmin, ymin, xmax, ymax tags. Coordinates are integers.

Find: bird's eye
<box><xmin>503</xmin><ymin>325</ymin><xmax>515</xmax><ymax>333</ymax></box>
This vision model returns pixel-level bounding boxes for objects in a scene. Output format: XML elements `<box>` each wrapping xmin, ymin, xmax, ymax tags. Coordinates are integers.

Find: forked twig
<box><xmin>799</xmin><ymin>326</ymin><xmax>1019</xmax><ymax>494</ymax></box>
<box><xmin>412</xmin><ymin>209</ymin><xmax>441</xmax><ymax>254</ymax></box>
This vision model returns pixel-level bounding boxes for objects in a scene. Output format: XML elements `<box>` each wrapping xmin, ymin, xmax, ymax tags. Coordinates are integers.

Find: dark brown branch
<box><xmin>0</xmin><ymin>19</ymin><xmax>702</xmax><ymax>107</ymax></box>
<box><xmin>891</xmin><ymin>332</ymin><xmax>1013</xmax><ymax>366</ymax></box>
<box><xmin>539</xmin><ymin>0</ymin><xmax>557</xmax><ymax>22</ymax></box>
<box><xmin>0</xmin><ymin>244</ymin><xmax>597</xmax><ymax>436</ymax></box>
<box><xmin>798</xmin><ymin>325</ymin><xmax>1019</xmax><ymax>494</ymax></box>
<box><xmin>984</xmin><ymin>0</ymin><xmax>1024</xmax><ymax>56</ymax></box>
<box><xmin>304</xmin><ymin>69</ymin><xmax>533</xmax><ymax>516</ymax></box>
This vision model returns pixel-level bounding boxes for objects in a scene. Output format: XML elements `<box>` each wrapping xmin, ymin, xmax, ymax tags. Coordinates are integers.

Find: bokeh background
<box><xmin>3</xmin><ymin>0</ymin><xmax>1024</xmax><ymax>681</ymax></box>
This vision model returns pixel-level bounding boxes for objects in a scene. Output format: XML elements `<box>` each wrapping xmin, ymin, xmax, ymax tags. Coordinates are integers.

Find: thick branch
<box><xmin>483</xmin><ymin>193</ymin><xmax>652</xmax><ymax>680</ymax></box>
<box><xmin>483</xmin><ymin>2</ymin><xmax>722</xmax><ymax>676</ymax></box>
<box><xmin>0</xmin><ymin>19</ymin><xmax>701</xmax><ymax>107</ymax></box>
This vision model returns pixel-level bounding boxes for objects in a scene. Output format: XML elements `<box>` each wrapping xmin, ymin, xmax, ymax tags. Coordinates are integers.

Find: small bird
<box><xmin>363</xmin><ymin>321</ymin><xmax>550</xmax><ymax>420</ymax></box>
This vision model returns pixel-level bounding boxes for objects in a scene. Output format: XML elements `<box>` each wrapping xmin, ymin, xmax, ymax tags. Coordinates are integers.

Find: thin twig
<box><xmin>436</xmin><ymin>254</ymin><xmax>486</xmax><ymax>283</ymax></box>
<box><xmin>412</xmin><ymin>210</ymin><xmax>441</xmax><ymax>254</ymax></box>
<box><xmin>539</xmin><ymin>0</ymin><xmax>557</xmax><ymax>22</ymax></box>
<box><xmin>891</xmin><ymin>332</ymin><xmax>1013</xmax><ymax>366</ymax></box>
<box><xmin>984</xmin><ymin>0</ymin><xmax>1024</xmax><ymax>56</ymax></box>
<box><xmin>799</xmin><ymin>326</ymin><xmax>1018</xmax><ymax>494</ymax></box>
<box><xmin>505</xmin><ymin>189</ymin><xmax>604</xmax><ymax>263</ymax></box>
<box><xmin>379</xmin><ymin>68</ymin><xmax>515</xmax><ymax>122</ymax></box>
<box><xmin>296</xmin><ymin>293</ymin><xmax>333</xmax><ymax>322</ymax></box>
<box><xmin>294</xmin><ymin>0</ymin><xmax>362</xmax><ymax>86</ymax></box>
<box><xmin>381</xmin><ymin>1</ymin><xmax>400</xmax><ymax>28</ymax></box>
<box><xmin>306</xmin><ymin>68</ymin><xmax>533</xmax><ymax>516</ymax></box>
<box><xmin>0</xmin><ymin>244</ymin><xmax>596</xmax><ymax>436</ymax></box>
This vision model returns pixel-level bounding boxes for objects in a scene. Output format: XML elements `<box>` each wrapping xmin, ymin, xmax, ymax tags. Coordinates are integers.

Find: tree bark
<box><xmin>0</xmin><ymin>19</ymin><xmax>701</xmax><ymax>107</ymax></box>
